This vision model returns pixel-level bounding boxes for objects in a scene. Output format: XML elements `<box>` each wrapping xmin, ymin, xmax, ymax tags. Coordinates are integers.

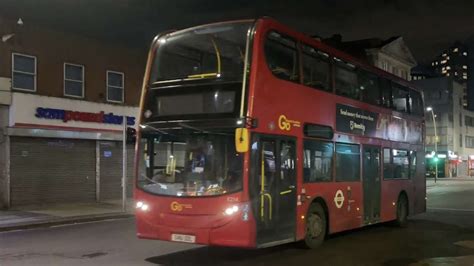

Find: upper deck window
<box><xmin>264</xmin><ymin>31</ymin><xmax>299</xmax><ymax>82</ymax></box>
<box><xmin>301</xmin><ymin>44</ymin><xmax>330</xmax><ymax>91</ymax></box>
<box><xmin>150</xmin><ymin>21</ymin><xmax>252</xmax><ymax>83</ymax></box>
<box><xmin>392</xmin><ymin>82</ymin><xmax>410</xmax><ymax>113</ymax></box>
<box><xmin>409</xmin><ymin>90</ymin><xmax>424</xmax><ymax>116</ymax></box>
<box><xmin>379</xmin><ymin>78</ymin><xmax>392</xmax><ymax>108</ymax></box>
<box><xmin>358</xmin><ymin>69</ymin><xmax>380</xmax><ymax>105</ymax></box>
<box><xmin>335</xmin><ymin>59</ymin><xmax>359</xmax><ymax>100</ymax></box>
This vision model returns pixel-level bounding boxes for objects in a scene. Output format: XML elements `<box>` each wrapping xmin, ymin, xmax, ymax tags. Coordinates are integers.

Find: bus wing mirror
<box><xmin>235</xmin><ymin>128</ymin><xmax>249</xmax><ymax>153</ymax></box>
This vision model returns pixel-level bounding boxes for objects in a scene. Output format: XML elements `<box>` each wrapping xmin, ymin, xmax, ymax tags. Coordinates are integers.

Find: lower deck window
<box><xmin>303</xmin><ymin>140</ymin><xmax>333</xmax><ymax>182</ymax></box>
<box><xmin>384</xmin><ymin>148</ymin><xmax>412</xmax><ymax>179</ymax></box>
<box><xmin>335</xmin><ymin>143</ymin><xmax>360</xmax><ymax>181</ymax></box>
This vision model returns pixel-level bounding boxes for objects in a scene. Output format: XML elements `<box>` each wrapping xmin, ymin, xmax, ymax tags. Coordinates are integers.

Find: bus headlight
<box><xmin>136</xmin><ymin>201</ymin><xmax>150</xmax><ymax>212</ymax></box>
<box><xmin>224</xmin><ymin>205</ymin><xmax>239</xmax><ymax>216</ymax></box>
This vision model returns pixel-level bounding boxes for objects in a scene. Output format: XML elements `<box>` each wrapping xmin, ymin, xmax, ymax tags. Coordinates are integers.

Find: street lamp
<box><xmin>426</xmin><ymin>106</ymin><xmax>438</xmax><ymax>183</ymax></box>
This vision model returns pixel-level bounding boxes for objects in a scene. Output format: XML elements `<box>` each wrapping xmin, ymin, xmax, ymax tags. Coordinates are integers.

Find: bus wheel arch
<box><xmin>394</xmin><ymin>191</ymin><xmax>409</xmax><ymax>227</ymax></box>
<box><xmin>302</xmin><ymin>197</ymin><xmax>329</xmax><ymax>249</ymax></box>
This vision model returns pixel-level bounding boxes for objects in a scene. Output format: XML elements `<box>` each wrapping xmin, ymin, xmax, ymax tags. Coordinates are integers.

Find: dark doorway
<box><xmin>363</xmin><ymin>145</ymin><xmax>381</xmax><ymax>224</ymax></box>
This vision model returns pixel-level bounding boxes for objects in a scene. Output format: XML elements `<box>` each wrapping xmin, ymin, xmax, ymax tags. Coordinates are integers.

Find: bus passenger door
<box><xmin>252</xmin><ymin>136</ymin><xmax>297</xmax><ymax>247</ymax></box>
<box><xmin>362</xmin><ymin>145</ymin><xmax>381</xmax><ymax>224</ymax></box>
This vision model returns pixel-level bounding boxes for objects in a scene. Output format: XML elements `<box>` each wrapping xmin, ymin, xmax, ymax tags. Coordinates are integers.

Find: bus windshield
<box><xmin>137</xmin><ymin>130</ymin><xmax>243</xmax><ymax>197</ymax></box>
<box><xmin>150</xmin><ymin>21</ymin><xmax>253</xmax><ymax>82</ymax></box>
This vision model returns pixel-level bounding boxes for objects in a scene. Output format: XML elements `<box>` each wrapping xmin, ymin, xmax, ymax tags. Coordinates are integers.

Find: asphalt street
<box><xmin>1</xmin><ymin>179</ymin><xmax>473</xmax><ymax>266</ymax></box>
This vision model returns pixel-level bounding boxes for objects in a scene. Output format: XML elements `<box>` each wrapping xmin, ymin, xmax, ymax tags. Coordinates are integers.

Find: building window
<box><xmin>64</xmin><ymin>63</ymin><xmax>84</xmax><ymax>98</ymax></box>
<box><xmin>400</xmin><ymin>69</ymin><xmax>407</xmax><ymax>80</ymax></box>
<box><xmin>460</xmin><ymin>134</ymin><xmax>463</xmax><ymax>147</ymax></box>
<box><xmin>466</xmin><ymin>136</ymin><xmax>474</xmax><ymax>148</ymax></box>
<box><xmin>303</xmin><ymin>140</ymin><xmax>333</xmax><ymax>182</ymax></box>
<box><xmin>12</xmin><ymin>53</ymin><xmax>37</xmax><ymax>91</ymax></box>
<box><xmin>335</xmin><ymin>143</ymin><xmax>360</xmax><ymax>182</ymax></box>
<box><xmin>391</xmin><ymin>66</ymin><xmax>399</xmax><ymax>76</ymax></box>
<box><xmin>107</xmin><ymin>71</ymin><xmax>125</xmax><ymax>103</ymax></box>
<box><xmin>463</xmin><ymin>52</ymin><xmax>468</xmax><ymax>56</ymax></box>
<box><xmin>463</xmin><ymin>65</ymin><xmax>468</xmax><ymax>69</ymax></box>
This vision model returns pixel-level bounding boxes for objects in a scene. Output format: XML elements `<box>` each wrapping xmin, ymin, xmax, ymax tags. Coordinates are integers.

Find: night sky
<box><xmin>1</xmin><ymin>0</ymin><xmax>473</xmax><ymax>63</ymax></box>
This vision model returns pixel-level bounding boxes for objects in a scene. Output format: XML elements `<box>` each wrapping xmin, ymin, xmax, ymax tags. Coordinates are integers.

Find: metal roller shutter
<box><xmin>99</xmin><ymin>141</ymin><xmax>134</xmax><ymax>201</ymax></box>
<box><xmin>10</xmin><ymin>137</ymin><xmax>96</xmax><ymax>206</ymax></box>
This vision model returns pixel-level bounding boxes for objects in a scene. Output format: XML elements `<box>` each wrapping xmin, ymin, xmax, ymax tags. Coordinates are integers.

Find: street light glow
<box><xmin>426</xmin><ymin>106</ymin><xmax>433</xmax><ymax>111</ymax></box>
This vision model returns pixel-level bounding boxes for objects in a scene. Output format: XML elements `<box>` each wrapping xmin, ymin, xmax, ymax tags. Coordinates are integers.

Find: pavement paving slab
<box><xmin>0</xmin><ymin>200</ymin><xmax>133</xmax><ymax>232</ymax></box>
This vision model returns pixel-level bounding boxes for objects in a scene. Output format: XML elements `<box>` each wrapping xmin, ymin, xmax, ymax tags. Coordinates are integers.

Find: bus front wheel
<box><xmin>303</xmin><ymin>202</ymin><xmax>327</xmax><ymax>249</ymax></box>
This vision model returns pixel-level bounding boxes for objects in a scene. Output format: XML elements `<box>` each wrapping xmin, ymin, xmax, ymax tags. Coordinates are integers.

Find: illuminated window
<box><xmin>447</xmin><ymin>73</ymin><xmax>450</xmax><ymax>76</ymax></box>
<box><xmin>446</xmin><ymin>66</ymin><xmax>451</xmax><ymax>70</ymax></box>
<box><xmin>463</xmin><ymin>52</ymin><xmax>468</xmax><ymax>56</ymax></box>
<box><xmin>441</xmin><ymin>60</ymin><xmax>447</xmax><ymax>64</ymax></box>
<box><xmin>454</xmin><ymin>48</ymin><xmax>459</xmax><ymax>52</ymax></box>
<box><xmin>463</xmin><ymin>65</ymin><xmax>468</xmax><ymax>69</ymax></box>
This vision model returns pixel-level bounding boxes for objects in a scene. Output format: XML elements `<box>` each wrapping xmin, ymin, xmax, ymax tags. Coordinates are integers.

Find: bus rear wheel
<box><xmin>394</xmin><ymin>195</ymin><xmax>408</xmax><ymax>227</ymax></box>
<box><xmin>303</xmin><ymin>202</ymin><xmax>327</xmax><ymax>249</ymax></box>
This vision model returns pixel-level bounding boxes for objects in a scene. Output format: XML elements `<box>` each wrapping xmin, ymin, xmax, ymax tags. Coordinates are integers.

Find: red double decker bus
<box><xmin>134</xmin><ymin>18</ymin><xmax>425</xmax><ymax>249</ymax></box>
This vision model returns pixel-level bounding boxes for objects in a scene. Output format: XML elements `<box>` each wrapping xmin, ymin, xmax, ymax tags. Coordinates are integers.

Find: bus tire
<box><xmin>394</xmin><ymin>194</ymin><xmax>408</xmax><ymax>227</ymax></box>
<box><xmin>302</xmin><ymin>202</ymin><xmax>327</xmax><ymax>249</ymax></box>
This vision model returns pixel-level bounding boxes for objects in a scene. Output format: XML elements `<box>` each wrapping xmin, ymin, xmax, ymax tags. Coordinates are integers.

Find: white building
<box><xmin>323</xmin><ymin>35</ymin><xmax>417</xmax><ymax>80</ymax></box>
<box><xmin>413</xmin><ymin>77</ymin><xmax>474</xmax><ymax>177</ymax></box>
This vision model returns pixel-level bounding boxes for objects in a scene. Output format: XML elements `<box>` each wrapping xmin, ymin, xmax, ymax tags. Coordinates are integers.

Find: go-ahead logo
<box><xmin>278</xmin><ymin>115</ymin><xmax>301</xmax><ymax>131</ymax></box>
<box><xmin>170</xmin><ymin>201</ymin><xmax>192</xmax><ymax>212</ymax></box>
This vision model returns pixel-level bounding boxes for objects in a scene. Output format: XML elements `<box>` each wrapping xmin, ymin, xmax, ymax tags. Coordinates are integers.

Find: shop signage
<box><xmin>336</xmin><ymin>104</ymin><xmax>378</xmax><ymax>136</ymax></box>
<box><xmin>35</xmin><ymin>107</ymin><xmax>136</xmax><ymax>126</ymax></box>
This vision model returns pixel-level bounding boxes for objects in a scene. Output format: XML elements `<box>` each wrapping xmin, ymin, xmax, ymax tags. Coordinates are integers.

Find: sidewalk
<box><xmin>426</xmin><ymin>176</ymin><xmax>474</xmax><ymax>188</ymax></box>
<box><xmin>0</xmin><ymin>200</ymin><xmax>134</xmax><ymax>232</ymax></box>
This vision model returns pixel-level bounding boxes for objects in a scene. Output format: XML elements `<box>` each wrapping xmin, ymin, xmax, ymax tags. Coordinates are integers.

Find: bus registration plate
<box><xmin>171</xmin><ymin>233</ymin><xmax>196</xmax><ymax>243</ymax></box>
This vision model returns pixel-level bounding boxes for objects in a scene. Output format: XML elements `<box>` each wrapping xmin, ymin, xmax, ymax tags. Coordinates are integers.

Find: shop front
<box><xmin>2</xmin><ymin>92</ymin><xmax>138</xmax><ymax>208</ymax></box>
